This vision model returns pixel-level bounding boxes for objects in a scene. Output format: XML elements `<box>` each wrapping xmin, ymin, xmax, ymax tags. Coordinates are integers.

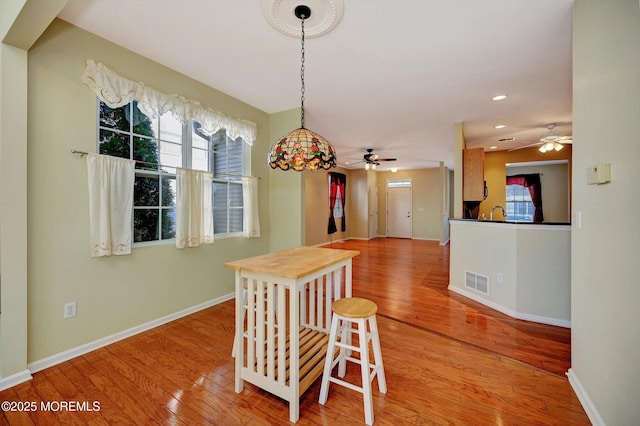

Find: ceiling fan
<box><xmin>509</xmin><ymin>123</ymin><xmax>573</xmax><ymax>153</ymax></box>
<box><xmin>361</xmin><ymin>148</ymin><xmax>397</xmax><ymax>169</ymax></box>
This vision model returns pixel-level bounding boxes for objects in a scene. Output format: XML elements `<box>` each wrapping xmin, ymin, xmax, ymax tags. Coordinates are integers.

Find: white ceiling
<box><xmin>57</xmin><ymin>0</ymin><xmax>573</xmax><ymax>171</ymax></box>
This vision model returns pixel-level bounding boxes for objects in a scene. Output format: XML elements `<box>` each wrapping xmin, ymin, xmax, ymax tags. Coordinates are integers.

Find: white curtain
<box><xmin>242</xmin><ymin>176</ymin><xmax>261</xmax><ymax>238</ymax></box>
<box><xmin>176</xmin><ymin>168</ymin><xmax>214</xmax><ymax>248</ymax></box>
<box><xmin>82</xmin><ymin>60</ymin><xmax>257</xmax><ymax>144</ymax></box>
<box><xmin>86</xmin><ymin>153</ymin><xmax>135</xmax><ymax>257</ymax></box>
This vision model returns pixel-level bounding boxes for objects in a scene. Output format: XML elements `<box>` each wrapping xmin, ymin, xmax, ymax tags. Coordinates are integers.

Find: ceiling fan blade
<box><xmin>376</xmin><ymin>158</ymin><xmax>397</xmax><ymax>162</ymax></box>
<box><xmin>508</xmin><ymin>142</ymin><xmax>541</xmax><ymax>152</ymax></box>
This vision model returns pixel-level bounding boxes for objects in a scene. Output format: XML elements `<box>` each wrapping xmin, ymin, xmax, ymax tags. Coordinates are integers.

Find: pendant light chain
<box><xmin>300</xmin><ymin>17</ymin><xmax>306</xmax><ymax>129</ymax></box>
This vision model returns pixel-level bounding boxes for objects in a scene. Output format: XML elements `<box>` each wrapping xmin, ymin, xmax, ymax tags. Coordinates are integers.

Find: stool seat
<box><xmin>332</xmin><ymin>297</ymin><xmax>377</xmax><ymax>318</ymax></box>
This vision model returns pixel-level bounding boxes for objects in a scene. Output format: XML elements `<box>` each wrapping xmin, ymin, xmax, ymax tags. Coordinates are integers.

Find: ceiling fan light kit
<box><xmin>509</xmin><ymin>123</ymin><xmax>572</xmax><ymax>153</ymax></box>
<box><xmin>359</xmin><ymin>148</ymin><xmax>396</xmax><ymax>170</ymax></box>
<box><xmin>265</xmin><ymin>1</ymin><xmax>343</xmax><ymax>171</ymax></box>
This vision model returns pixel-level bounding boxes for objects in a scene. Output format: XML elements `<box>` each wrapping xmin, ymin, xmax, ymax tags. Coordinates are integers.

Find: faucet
<box><xmin>490</xmin><ymin>205</ymin><xmax>506</xmax><ymax>221</ymax></box>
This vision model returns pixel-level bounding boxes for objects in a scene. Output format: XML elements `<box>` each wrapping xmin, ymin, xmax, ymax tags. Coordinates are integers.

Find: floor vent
<box><xmin>465</xmin><ymin>271</ymin><xmax>490</xmax><ymax>295</ymax></box>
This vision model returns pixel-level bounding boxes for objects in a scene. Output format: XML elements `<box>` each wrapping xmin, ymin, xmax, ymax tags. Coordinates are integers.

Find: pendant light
<box><xmin>268</xmin><ymin>5</ymin><xmax>337</xmax><ymax>171</ymax></box>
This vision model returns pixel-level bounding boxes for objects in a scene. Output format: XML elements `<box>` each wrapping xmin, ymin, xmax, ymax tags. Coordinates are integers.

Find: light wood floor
<box><xmin>1</xmin><ymin>238</ymin><xmax>589</xmax><ymax>425</ymax></box>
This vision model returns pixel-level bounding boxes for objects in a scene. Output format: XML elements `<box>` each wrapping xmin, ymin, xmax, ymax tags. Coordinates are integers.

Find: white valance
<box><xmin>82</xmin><ymin>60</ymin><xmax>256</xmax><ymax>145</ymax></box>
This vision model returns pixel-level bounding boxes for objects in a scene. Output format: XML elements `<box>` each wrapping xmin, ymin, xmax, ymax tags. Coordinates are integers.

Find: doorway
<box><xmin>386</xmin><ymin>181</ymin><xmax>412</xmax><ymax>238</ymax></box>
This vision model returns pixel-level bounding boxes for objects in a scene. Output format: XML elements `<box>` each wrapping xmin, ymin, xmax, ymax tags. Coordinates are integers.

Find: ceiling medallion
<box><xmin>261</xmin><ymin>0</ymin><xmax>344</xmax><ymax>38</ymax></box>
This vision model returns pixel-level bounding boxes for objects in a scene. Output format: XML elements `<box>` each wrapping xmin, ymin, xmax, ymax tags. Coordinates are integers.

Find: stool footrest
<box><xmin>328</xmin><ymin>376</ymin><xmax>365</xmax><ymax>394</ymax></box>
<box><xmin>335</xmin><ymin>341</ymin><xmax>361</xmax><ymax>352</ymax></box>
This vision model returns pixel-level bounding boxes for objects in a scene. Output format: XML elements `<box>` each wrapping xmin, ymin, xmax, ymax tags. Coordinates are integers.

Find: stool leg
<box><xmin>358</xmin><ymin>318</ymin><xmax>374</xmax><ymax>425</ymax></box>
<box><xmin>319</xmin><ymin>312</ymin><xmax>339</xmax><ymax>405</ymax></box>
<box><xmin>369</xmin><ymin>315</ymin><xmax>387</xmax><ymax>393</ymax></box>
<box><xmin>337</xmin><ymin>317</ymin><xmax>349</xmax><ymax>378</ymax></box>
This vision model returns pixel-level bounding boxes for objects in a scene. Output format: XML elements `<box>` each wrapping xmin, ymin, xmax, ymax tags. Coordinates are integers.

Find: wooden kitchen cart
<box><xmin>224</xmin><ymin>246</ymin><xmax>360</xmax><ymax>423</ymax></box>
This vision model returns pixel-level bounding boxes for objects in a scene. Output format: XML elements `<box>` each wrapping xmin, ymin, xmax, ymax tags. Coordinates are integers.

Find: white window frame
<box><xmin>96</xmin><ymin>99</ymin><xmax>250</xmax><ymax>246</ymax></box>
<box><xmin>505</xmin><ymin>184</ymin><xmax>534</xmax><ymax>222</ymax></box>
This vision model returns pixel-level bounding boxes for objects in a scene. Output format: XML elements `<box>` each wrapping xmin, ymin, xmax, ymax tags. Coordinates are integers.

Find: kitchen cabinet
<box><xmin>463</xmin><ymin>148</ymin><xmax>485</xmax><ymax>201</ymax></box>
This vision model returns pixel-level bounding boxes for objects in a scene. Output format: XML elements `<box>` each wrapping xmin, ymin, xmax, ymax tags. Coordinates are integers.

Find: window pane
<box><xmin>229</xmin><ymin>208</ymin><xmax>243</xmax><ymax>233</ymax></box>
<box><xmin>131</xmin><ymin>101</ymin><xmax>154</xmax><ymax>135</ymax></box>
<box><xmin>158</xmin><ymin>111</ymin><xmax>183</xmax><ymax>143</ymax></box>
<box><xmin>134</xmin><ymin>209</ymin><xmax>159</xmax><ymax>242</ymax></box>
<box><xmin>99</xmin><ymin>130</ymin><xmax>130</xmax><ymax>159</ymax></box>
<box><xmin>162</xmin><ymin>175</ymin><xmax>176</xmax><ymax>207</ymax></box>
<box><xmin>226</xmin><ymin>140</ymin><xmax>243</xmax><ymax>178</ymax></box>
<box><xmin>387</xmin><ymin>179</ymin><xmax>411</xmax><ymax>188</ymax></box>
<box><xmin>159</xmin><ymin>140</ymin><xmax>182</xmax><ymax>170</ymax></box>
<box><xmin>192</xmin><ymin>130</ymin><xmax>209</xmax><ymax>150</ymax></box>
<box><xmin>134</xmin><ymin>175</ymin><xmax>160</xmax><ymax>206</ymax></box>
<box><xmin>213</xmin><ymin>182</ymin><xmax>228</xmax><ymax>208</ymax></box>
<box><xmin>192</xmin><ymin>147</ymin><xmax>209</xmax><ymax>171</ymax></box>
<box><xmin>214</xmin><ymin>208</ymin><xmax>228</xmax><ymax>234</ymax></box>
<box><xmin>506</xmin><ymin>184</ymin><xmax>533</xmax><ymax>222</ymax></box>
<box><xmin>162</xmin><ymin>208</ymin><xmax>176</xmax><ymax>239</ymax></box>
<box><xmin>99</xmin><ymin>102</ymin><xmax>130</xmax><ymax>131</ymax></box>
<box><xmin>229</xmin><ymin>183</ymin><xmax>243</xmax><ymax>207</ymax></box>
<box><xmin>133</xmin><ymin>136</ymin><xmax>160</xmax><ymax>170</ymax></box>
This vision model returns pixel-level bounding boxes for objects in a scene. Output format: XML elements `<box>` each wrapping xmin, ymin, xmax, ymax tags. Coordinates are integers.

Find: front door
<box><xmin>387</xmin><ymin>186</ymin><xmax>412</xmax><ymax>238</ymax></box>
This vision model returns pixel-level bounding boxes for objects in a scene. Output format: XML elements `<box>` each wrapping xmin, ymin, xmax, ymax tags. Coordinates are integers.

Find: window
<box><xmin>387</xmin><ymin>178</ymin><xmax>412</xmax><ymax>188</ymax></box>
<box><xmin>506</xmin><ymin>184</ymin><xmax>534</xmax><ymax>222</ymax></box>
<box><xmin>192</xmin><ymin>122</ymin><xmax>245</xmax><ymax>235</ymax></box>
<box><xmin>97</xmin><ymin>100</ymin><xmax>249</xmax><ymax>243</ymax></box>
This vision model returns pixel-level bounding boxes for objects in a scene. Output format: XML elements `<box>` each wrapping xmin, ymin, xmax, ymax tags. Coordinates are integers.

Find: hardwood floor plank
<box><xmin>0</xmin><ymin>238</ymin><xmax>587</xmax><ymax>425</ymax></box>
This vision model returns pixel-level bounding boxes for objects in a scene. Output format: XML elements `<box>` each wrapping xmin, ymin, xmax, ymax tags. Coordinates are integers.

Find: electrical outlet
<box><xmin>64</xmin><ymin>302</ymin><xmax>76</xmax><ymax>319</ymax></box>
<box><xmin>496</xmin><ymin>273</ymin><xmax>504</xmax><ymax>283</ymax></box>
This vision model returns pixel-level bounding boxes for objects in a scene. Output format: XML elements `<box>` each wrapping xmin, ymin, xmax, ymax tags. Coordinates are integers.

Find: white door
<box><xmin>387</xmin><ymin>187</ymin><xmax>412</xmax><ymax>238</ymax></box>
<box><xmin>368</xmin><ymin>186</ymin><xmax>378</xmax><ymax>239</ymax></box>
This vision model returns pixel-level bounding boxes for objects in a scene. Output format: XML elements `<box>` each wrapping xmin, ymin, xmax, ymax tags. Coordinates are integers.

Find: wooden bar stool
<box><xmin>319</xmin><ymin>297</ymin><xmax>387</xmax><ymax>425</ymax></box>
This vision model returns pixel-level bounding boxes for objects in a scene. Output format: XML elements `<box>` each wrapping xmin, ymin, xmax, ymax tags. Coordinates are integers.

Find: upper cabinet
<box><xmin>463</xmin><ymin>148</ymin><xmax>485</xmax><ymax>201</ymax></box>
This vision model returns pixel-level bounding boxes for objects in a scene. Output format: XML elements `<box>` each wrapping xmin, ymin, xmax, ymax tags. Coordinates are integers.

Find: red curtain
<box><xmin>328</xmin><ymin>172</ymin><xmax>346</xmax><ymax>234</ymax></box>
<box><xmin>506</xmin><ymin>174</ymin><xmax>544</xmax><ymax>222</ymax></box>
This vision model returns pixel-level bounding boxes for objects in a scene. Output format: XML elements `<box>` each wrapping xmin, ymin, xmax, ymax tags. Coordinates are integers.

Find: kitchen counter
<box><xmin>451</xmin><ymin>218</ymin><xmax>571</xmax><ymax>226</ymax></box>
<box><xmin>448</xmin><ymin>219</ymin><xmax>571</xmax><ymax>327</ymax></box>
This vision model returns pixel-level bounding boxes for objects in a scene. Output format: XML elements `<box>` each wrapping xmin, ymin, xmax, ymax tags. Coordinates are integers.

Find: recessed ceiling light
<box><xmin>391</xmin><ymin>168</ymin><xmax>398</xmax><ymax>173</ymax></box>
<box><xmin>344</xmin><ymin>161</ymin><xmax>350</xmax><ymax>164</ymax></box>
<box><xmin>492</xmin><ymin>95</ymin><xmax>507</xmax><ymax>101</ymax></box>
<box><xmin>495</xmin><ymin>124</ymin><xmax>507</xmax><ymax>129</ymax></box>
<box><xmin>490</xmin><ymin>146</ymin><xmax>498</xmax><ymax>150</ymax></box>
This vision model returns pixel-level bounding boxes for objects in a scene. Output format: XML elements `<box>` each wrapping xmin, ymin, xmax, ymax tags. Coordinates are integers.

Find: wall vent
<box><xmin>465</xmin><ymin>271</ymin><xmax>490</xmax><ymax>295</ymax></box>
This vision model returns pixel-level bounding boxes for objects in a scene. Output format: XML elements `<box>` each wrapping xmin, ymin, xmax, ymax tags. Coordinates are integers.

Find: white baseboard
<box><xmin>27</xmin><ymin>293</ymin><xmax>234</xmax><ymax>375</ymax></box>
<box><xmin>0</xmin><ymin>370</ymin><xmax>33</xmax><ymax>392</ymax></box>
<box><xmin>567</xmin><ymin>368</ymin><xmax>605</xmax><ymax>426</ymax></box>
<box><xmin>447</xmin><ymin>284</ymin><xmax>571</xmax><ymax>328</ymax></box>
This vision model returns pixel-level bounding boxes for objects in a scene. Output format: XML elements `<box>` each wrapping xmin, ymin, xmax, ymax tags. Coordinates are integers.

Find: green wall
<box><xmin>25</xmin><ymin>19</ymin><xmax>271</xmax><ymax>363</ymax></box>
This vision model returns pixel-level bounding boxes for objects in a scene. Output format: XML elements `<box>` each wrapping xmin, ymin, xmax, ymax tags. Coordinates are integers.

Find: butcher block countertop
<box><xmin>224</xmin><ymin>246</ymin><xmax>360</xmax><ymax>279</ymax></box>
